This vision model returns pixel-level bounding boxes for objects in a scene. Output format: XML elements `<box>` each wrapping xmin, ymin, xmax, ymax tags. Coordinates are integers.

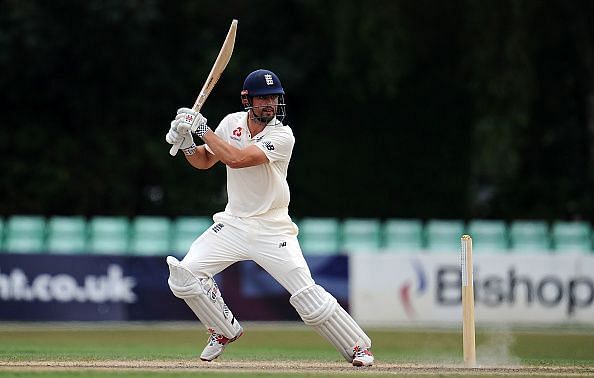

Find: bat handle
<box><xmin>169</xmin><ymin>143</ymin><xmax>180</xmax><ymax>156</ymax></box>
<box><xmin>170</xmin><ymin>101</ymin><xmax>203</xmax><ymax>157</ymax></box>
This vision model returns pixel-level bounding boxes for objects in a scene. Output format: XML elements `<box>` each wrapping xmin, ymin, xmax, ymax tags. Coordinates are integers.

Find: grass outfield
<box><xmin>0</xmin><ymin>322</ymin><xmax>593</xmax><ymax>377</ymax></box>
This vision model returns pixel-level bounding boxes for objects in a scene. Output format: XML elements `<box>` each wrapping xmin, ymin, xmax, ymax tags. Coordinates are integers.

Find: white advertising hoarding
<box><xmin>350</xmin><ymin>253</ymin><xmax>594</xmax><ymax>326</ymax></box>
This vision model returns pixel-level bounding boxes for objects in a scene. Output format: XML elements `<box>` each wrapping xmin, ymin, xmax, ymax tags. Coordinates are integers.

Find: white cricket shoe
<box><xmin>200</xmin><ymin>327</ymin><xmax>243</xmax><ymax>361</ymax></box>
<box><xmin>352</xmin><ymin>345</ymin><xmax>374</xmax><ymax>367</ymax></box>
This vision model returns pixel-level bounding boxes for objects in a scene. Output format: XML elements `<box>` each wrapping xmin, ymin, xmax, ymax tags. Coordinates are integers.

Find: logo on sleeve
<box><xmin>262</xmin><ymin>141</ymin><xmax>275</xmax><ymax>151</ymax></box>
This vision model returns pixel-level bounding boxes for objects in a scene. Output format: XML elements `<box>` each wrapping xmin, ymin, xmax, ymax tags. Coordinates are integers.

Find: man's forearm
<box><xmin>185</xmin><ymin>145</ymin><xmax>217</xmax><ymax>169</ymax></box>
<box><xmin>202</xmin><ymin>130</ymin><xmax>243</xmax><ymax>165</ymax></box>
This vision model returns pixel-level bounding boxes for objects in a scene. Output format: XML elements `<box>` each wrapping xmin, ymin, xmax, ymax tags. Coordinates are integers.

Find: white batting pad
<box><xmin>166</xmin><ymin>256</ymin><xmax>241</xmax><ymax>338</ymax></box>
<box><xmin>290</xmin><ymin>284</ymin><xmax>371</xmax><ymax>362</ymax></box>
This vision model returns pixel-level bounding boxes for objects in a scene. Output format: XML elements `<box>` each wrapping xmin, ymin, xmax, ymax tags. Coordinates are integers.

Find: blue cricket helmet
<box><xmin>241</xmin><ymin>69</ymin><xmax>286</xmax><ymax>123</ymax></box>
<box><xmin>241</xmin><ymin>69</ymin><xmax>285</xmax><ymax>96</ymax></box>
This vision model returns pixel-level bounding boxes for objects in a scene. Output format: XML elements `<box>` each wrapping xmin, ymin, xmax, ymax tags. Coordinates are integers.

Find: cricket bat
<box><xmin>170</xmin><ymin>19</ymin><xmax>238</xmax><ymax>156</ymax></box>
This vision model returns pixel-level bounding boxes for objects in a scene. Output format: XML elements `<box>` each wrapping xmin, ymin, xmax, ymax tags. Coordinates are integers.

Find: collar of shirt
<box><xmin>247</xmin><ymin>116</ymin><xmax>279</xmax><ymax>140</ymax></box>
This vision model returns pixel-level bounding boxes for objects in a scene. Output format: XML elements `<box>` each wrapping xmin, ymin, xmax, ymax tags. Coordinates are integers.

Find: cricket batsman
<box><xmin>164</xmin><ymin>69</ymin><xmax>374</xmax><ymax>366</ymax></box>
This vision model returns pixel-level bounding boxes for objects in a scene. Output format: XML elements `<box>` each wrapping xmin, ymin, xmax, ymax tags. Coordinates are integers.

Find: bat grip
<box><xmin>169</xmin><ymin>143</ymin><xmax>180</xmax><ymax>156</ymax></box>
<box><xmin>170</xmin><ymin>100</ymin><xmax>203</xmax><ymax>157</ymax></box>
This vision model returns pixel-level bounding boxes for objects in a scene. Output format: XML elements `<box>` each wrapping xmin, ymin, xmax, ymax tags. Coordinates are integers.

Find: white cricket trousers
<box><xmin>180</xmin><ymin>210</ymin><xmax>315</xmax><ymax>295</ymax></box>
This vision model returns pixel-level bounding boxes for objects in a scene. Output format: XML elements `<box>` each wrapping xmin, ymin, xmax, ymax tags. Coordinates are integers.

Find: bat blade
<box><xmin>170</xmin><ymin>19</ymin><xmax>238</xmax><ymax>156</ymax></box>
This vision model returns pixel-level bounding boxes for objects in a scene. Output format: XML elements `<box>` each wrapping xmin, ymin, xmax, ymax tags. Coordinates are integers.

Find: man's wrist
<box><xmin>182</xmin><ymin>143</ymin><xmax>197</xmax><ymax>155</ymax></box>
<box><xmin>194</xmin><ymin>125</ymin><xmax>211</xmax><ymax>139</ymax></box>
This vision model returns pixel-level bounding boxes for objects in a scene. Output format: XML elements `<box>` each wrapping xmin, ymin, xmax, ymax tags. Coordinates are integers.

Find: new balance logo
<box><xmin>278</xmin><ymin>241</ymin><xmax>287</xmax><ymax>248</ymax></box>
<box><xmin>212</xmin><ymin>223</ymin><xmax>224</xmax><ymax>233</ymax></box>
<box><xmin>263</xmin><ymin>141</ymin><xmax>275</xmax><ymax>151</ymax></box>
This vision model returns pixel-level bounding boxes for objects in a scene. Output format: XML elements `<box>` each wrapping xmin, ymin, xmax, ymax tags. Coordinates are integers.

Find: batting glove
<box><xmin>176</xmin><ymin>107</ymin><xmax>210</xmax><ymax>138</ymax></box>
<box><xmin>166</xmin><ymin>118</ymin><xmax>196</xmax><ymax>155</ymax></box>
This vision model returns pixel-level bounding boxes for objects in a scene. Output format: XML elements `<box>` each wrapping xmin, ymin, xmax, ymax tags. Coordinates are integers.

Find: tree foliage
<box><xmin>0</xmin><ymin>0</ymin><xmax>591</xmax><ymax>220</ymax></box>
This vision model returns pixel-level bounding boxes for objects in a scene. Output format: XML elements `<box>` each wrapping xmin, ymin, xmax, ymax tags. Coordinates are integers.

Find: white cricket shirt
<box><xmin>205</xmin><ymin>112</ymin><xmax>294</xmax><ymax>218</ymax></box>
